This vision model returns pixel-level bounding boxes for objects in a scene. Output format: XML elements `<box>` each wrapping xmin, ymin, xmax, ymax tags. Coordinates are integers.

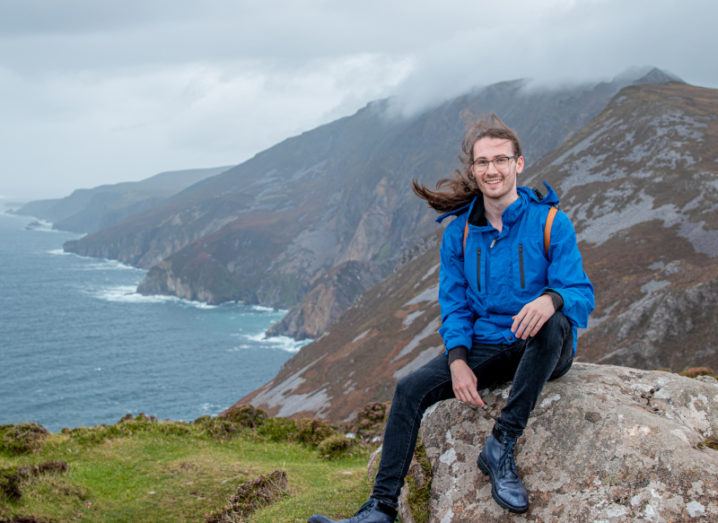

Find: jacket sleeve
<box><xmin>438</xmin><ymin>219</ymin><xmax>475</xmax><ymax>356</ymax></box>
<box><xmin>545</xmin><ymin>211</ymin><xmax>595</xmax><ymax>328</ymax></box>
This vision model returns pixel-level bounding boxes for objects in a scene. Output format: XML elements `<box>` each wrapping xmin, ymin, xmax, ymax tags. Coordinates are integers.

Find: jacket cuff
<box><xmin>447</xmin><ymin>346</ymin><xmax>469</xmax><ymax>365</ymax></box>
<box><xmin>543</xmin><ymin>289</ymin><xmax>564</xmax><ymax>311</ymax></box>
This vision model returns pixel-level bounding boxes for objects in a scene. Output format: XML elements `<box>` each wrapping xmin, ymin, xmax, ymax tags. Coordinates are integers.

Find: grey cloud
<box><xmin>0</xmin><ymin>0</ymin><xmax>716</xmax><ymax>199</ymax></box>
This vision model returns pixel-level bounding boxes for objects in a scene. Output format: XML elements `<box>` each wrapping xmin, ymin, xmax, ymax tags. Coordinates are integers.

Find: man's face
<box><xmin>471</xmin><ymin>137</ymin><xmax>524</xmax><ymax>202</ymax></box>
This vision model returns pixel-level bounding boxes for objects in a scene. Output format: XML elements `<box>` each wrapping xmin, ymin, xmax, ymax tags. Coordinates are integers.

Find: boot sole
<box><xmin>477</xmin><ymin>455</ymin><xmax>529</xmax><ymax>514</ymax></box>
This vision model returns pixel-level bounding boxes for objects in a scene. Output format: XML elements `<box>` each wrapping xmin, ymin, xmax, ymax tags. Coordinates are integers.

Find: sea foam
<box><xmin>239</xmin><ymin>331</ymin><xmax>313</xmax><ymax>353</ymax></box>
<box><xmin>89</xmin><ymin>285</ymin><xmax>218</xmax><ymax>309</ymax></box>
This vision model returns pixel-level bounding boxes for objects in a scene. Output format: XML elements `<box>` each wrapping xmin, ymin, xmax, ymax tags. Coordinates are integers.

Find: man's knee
<box><xmin>394</xmin><ymin>372</ymin><xmax>422</xmax><ymax>403</ymax></box>
<box><xmin>534</xmin><ymin>311</ymin><xmax>570</xmax><ymax>344</ymax></box>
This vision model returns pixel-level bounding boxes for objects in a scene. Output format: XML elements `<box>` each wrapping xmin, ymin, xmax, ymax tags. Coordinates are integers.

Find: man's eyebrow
<box><xmin>474</xmin><ymin>154</ymin><xmax>511</xmax><ymax>160</ymax></box>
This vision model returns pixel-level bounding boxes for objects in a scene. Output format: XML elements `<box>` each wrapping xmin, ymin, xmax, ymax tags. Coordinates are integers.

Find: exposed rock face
<box><xmin>523</xmin><ymin>82</ymin><xmax>718</xmax><ymax>371</ymax></box>
<box><xmin>266</xmin><ymin>260</ymin><xmax>382</xmax><ymax>339</ymax></box>
<box><xmin>231</xmin><ymin>234</ymin><xmax>444</xmax><ymax>421</ymax></box>
<box><xmin>415</xmin><ymin>363</ymin><xmax>718</xmax><ymax>522</ymax></box>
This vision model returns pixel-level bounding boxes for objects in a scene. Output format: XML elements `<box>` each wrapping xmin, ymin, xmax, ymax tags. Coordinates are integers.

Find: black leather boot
<box><xmin>477</xmin><ymin>429</ymin><xmax>529</xmax><ymax>513</ymax></box>
<box><xmin>307</xmin><ymin>497</ymin><xmax>397</xmax><ymax>523</ymax></box>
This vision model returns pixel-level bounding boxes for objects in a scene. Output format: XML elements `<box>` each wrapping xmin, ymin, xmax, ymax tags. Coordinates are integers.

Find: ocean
<box><xmin>0</xmin><ymin>200</ymin><xmax>310</xmax><ymax>432</ymax></box>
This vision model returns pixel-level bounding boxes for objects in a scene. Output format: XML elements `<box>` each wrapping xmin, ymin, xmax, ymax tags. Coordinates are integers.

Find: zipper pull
<box><xmin>490</xmin><ymin>238</ymin><xmax>496</xmax><ymax>249</ymax></box>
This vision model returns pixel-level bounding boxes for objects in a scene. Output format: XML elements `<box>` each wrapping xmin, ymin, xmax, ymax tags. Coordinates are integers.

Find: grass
<box><xmin>0</xmin><ymin>416</ymin><xmax>374</xmax><ymax>522</ymax></box>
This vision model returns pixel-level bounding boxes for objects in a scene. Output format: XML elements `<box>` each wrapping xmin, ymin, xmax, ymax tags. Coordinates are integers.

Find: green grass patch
<box><xmin>0</xmin><ymin>416</ymin><xmax>374</xmax><ymax>522</ymax></box>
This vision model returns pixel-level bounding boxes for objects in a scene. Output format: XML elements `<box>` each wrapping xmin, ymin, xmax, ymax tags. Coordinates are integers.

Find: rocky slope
<box><xmin>14</xmin><ymin>165</ymin><xmax>232</xmax><ymax>234</ymax></box>
<box><xmin>232</xmin><ymin>80</ymin><xmax>718</xmax><ymax>422</ymax></box>
<box><xmin>523</xmin><ymin>82</ymin><xmax>718</xmax><ymax>371</ymax></box>
<box><xmin>412</xmin><ymin>363</ymin><xmax>718</xmax><ymax>521</ymax></box>
<box><xmin>63</xmin><ymin>70</ymin><xmax>672</xmax><ymax>315</ymax></box>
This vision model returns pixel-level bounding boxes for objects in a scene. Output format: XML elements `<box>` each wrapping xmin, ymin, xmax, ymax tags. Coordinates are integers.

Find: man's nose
<box><xmin>486</xmin><ymin>160</ymin><xmax>499</xmax><ymax>174</ymax></box>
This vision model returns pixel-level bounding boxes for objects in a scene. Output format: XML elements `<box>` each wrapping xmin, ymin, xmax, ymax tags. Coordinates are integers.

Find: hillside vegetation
<box><xmin>0</xmin><ymin>409</ymin><xmax>377</xmax><ymax>522</ymax></box>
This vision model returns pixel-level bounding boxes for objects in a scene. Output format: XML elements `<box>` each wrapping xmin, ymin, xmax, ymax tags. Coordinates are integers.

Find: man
<box><xmin>309</xmin><ymin>117</ymin><xmax>594</xmax><ymax>522</ymax></box>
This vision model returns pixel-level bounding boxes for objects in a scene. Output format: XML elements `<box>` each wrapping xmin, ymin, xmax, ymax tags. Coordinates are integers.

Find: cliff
<box><xmin>14</xmin><ymin>165</ymin><xmax>232</xmax><ymax>234</ymax></box>
<box><xmin>63</xmin><ymin>70</ymin><xmax>671</xmax><ymax>314</ymax></box>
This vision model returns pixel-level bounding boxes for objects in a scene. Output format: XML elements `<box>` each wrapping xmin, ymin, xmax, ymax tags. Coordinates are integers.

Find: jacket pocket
<box><xmin>518</xmin><ymin>243</ymin><xmax>525</xmax><ymax>289</ymax></box>
<box><xmin>476</xmin><ymin>248</ymin><xmax>481</xmax><ymax>291</ymax></box>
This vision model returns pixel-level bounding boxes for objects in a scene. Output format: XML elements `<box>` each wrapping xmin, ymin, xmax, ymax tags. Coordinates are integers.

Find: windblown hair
<box><xmin>412</xmin><ymin>113</ymin><xmax>523</xmax><ymax>213</ymax></box>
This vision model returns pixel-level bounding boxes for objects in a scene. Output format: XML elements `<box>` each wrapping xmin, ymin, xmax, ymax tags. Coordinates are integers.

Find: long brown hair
<box><xmin>412</xmin><ymin>113</ymin><xmax>523</xmax><ymax>212</ymax></box>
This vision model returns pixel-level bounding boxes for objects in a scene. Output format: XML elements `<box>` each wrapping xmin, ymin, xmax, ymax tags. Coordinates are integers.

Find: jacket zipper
<box><xmin>476</xmin><ymin>248</ymin><xmax>481</xmax><ymax>291</ymax></box>
<box><xmin>518</xmin><ymin>243</ymin><xmax>525</xmax><ymax>289</ymax></box>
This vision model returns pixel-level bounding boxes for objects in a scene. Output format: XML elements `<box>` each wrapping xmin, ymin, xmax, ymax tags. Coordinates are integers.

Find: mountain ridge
<box><xmin>62</xmin><ymin>70</ymin><xmax>676</xmax><ymax>333</ymax></box>
<box><xmin>14</xmin><ymin>165</ymin><xmax>233</xmax><ymax>234</ymax></box>
<box><xmin>231</xmin><ymin>80</ymin><xmax>718</xmax><ymax>422</ymax></box>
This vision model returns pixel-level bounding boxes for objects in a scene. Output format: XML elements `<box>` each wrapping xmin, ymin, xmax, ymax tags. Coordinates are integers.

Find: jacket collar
<box><xmin>433</xmin><ymin>180</ymin><xmax>560</xmax><ymax>225</ymax></box>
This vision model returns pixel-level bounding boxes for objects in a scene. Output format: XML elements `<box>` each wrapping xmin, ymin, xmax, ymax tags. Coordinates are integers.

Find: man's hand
<box><xmin>449</xmin><ymin>360</ymin><xmax>485</xmax><ymax>407</ymax></box>
<box><xmin>511</xmin><ymin>294</ymin><xmax>556</xmax><ymax>340</ymax></box>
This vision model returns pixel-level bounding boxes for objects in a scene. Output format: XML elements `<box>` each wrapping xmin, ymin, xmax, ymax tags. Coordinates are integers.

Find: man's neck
<box><xmin>483</xmin><ymin>192</ymin><xmax>519</xmax><ymax>232</ymax></box>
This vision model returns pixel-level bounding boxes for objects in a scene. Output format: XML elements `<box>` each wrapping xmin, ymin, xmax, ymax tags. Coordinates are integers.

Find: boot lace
<box><xmin>498</xmin><ymin>437</ymin><xmax>519</xmax><ymax>478</ymax></box>
<box><xmin>354</xmin><ymin>498</ymin><xmax>375</xmax><ymax>515</ymax></box>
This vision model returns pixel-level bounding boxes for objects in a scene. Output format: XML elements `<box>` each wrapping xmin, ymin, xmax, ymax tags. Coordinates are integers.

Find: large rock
<box><xmin>415</xmin><ymin>363</ymin><xmax>718</xmax><ymax>522</ymax></box>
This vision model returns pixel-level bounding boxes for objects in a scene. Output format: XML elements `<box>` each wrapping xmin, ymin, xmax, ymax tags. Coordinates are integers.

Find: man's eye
<box><xmin>476</xmin><ymin>161</ymin><xmax>489</xmax><ymax>167</ymax></box>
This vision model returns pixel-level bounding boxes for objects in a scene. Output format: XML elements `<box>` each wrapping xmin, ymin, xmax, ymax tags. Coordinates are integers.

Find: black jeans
<box><xmin>371</xmin><ymin>312</ymin><xmax>573</xmax><ymax>509</ymax></box>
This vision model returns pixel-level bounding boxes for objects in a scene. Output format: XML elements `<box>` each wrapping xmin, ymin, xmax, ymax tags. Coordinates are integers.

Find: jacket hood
<box><xmin>434</xmin><ymin>180</ymin><xmax>559</xmax><ymax>224</ymax></box>
<box><xmin>525</xmin><ymin>180</ymin><xmax>560</xmax><ymax>206</ymax></box>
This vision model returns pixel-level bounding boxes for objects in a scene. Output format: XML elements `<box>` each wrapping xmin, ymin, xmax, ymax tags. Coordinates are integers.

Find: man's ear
<box><xmin>516</xmin><ymin>155</ymin><xmax>525</xmax><ymax>174</ymax></box>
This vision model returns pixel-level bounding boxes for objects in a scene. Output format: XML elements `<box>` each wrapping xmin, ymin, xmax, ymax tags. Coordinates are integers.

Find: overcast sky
<box><xmin>1</xmin><ymin>0</ymin><xmax>716</xmax><ymax>200</ymax></box>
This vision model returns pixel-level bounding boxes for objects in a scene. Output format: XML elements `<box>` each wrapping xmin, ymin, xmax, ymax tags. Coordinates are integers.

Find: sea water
<box><xmin>0</xmin><ymin>200</ymin><xmax>311</xmax><ymax>431</ymax></box>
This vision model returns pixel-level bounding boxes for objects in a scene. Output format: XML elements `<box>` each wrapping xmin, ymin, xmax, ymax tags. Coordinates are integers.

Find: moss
<box><xmin>0</xmin><ymin>461</ymin><xmax>68</xmax><ymax>501</ymax></box>
<box><xmin>194</xmin><ymin>416</ymin><xmax>245</xmax><ymax>441</ymax></box>
<box><xmin>220</xmin><ymin>405</ymin><xmax>268</xmax><ymax>429</ymax></box>
<box><xmin>0</xmin><ymin>423</ymin><xmax>49</xmax><ymax>455</ymax></box>
<box><xmin>405</xmin><ymin>439</ymin><xmax>433</xmax><ymax>523</ymax></box>
<box><xmin>0</xmin><ymin>514</ymin><xmax>53</xmax><ymax>523</ymax></box>
<box><xmin>295</xmin><ymin>418</ymin><xmax>336</xmax><ymax>447</ymax></box>
<box><xmin>63</xmin><ymin>414</ymin><xmax>191</xmax><ymax>446</ymax></box>
<box><xmin>317</xmin><ymin>435</ymin><xmax>355</xmax><ymax>461</ymax></box>
<box><xmin>206</xmin><ymin>469</ymin><xmax>288</xmax><ymax>522</ymax></box>
<box><xmin>698</xmin><ymin>436</ymin><xmax>718</xmax><ymax>450</ymax></box>
<box><xmin>679</xmin><ymin>367</ymin><xmax>718</xmax><ymax>379</ymax></box>
<box><xmin>353</xmin><ymin>402</ymin><xmax>388</xmax><ymax>441</ymax></box>
<box><xmin>256</xmin><ymin>418</ymin><xmax>299</xmax><ymax>443</ymax></box>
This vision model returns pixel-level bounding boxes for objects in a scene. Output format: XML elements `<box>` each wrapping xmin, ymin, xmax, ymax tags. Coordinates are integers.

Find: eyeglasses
<box><xmin>471</xmin><ymin>155</ymin><xmax>517</xmax><ymax>174</ymax></box>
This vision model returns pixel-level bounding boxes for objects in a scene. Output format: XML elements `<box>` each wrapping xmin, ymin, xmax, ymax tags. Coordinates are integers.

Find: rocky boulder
<box><xmin>410</xmin><ymin>363</ymin><xmax>718</xmax><ymax>522</ymax></box>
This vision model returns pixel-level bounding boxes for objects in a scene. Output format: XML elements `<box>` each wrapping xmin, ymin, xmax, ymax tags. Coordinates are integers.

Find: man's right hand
<box><xmin>449</xmin><ymin>359</ymin><xmax>485</xmax><ymax>407</ymax></box>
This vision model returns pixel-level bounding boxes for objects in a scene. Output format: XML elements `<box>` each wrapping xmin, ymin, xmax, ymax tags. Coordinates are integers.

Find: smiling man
<box><xmin>308</xmin><ymin>115</ymin><xmax>594</xmax><ymax>522</ymax></box>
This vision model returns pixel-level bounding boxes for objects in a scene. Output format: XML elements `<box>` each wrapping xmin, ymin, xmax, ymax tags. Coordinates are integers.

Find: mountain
<box><xmin>232</xmin><ymin>80</ymin><xmax>718</xmax><ymax>422</ymax></box>
<box><xmin>524</xmin><ymin>81</ymin><xmax>718</xmax><ymax>371</ymax></box>
<box><xmin>14</xmin><ymin>166</ymin><xmax>233</xmax><ymax>233</ymax></box>
<box><xmin>63</xmin><ymin>70</ymin><xmax>675</xmax><ymax>339</ymax></box>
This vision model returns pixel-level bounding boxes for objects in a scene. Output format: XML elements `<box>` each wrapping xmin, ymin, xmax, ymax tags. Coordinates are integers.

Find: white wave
<box><xmin>200</xmin><ymin>402</ymin><xmax>222</xmax><ymax>414</ymax></box>
<box><xmin>240</xmin><ymin>331</ymin><xmax>313</xmax><ymax>353</ymax></box>
<box><xmin>47</xmin><ymin>248</ymin><xmax>71</xmax><ymax>256</ymax></box>
<box><xmin>49</xmin><ymin>249</ymin><xmax>141</xmax><ymax>271</ymax></box>
<box><xmin>227</xmin><ymin>344</ymin><xmax>256</xmax><ymax>351</ymax></box>
<box><xmin>25</xmin><ymin>219</ymin><xmax>60</xmax><ymax>232</ymax></box>
<box><xmin>251</xmin><ymin>304</ymin><xmax>276</xmax><ymax>312</ymax></box>
<box><xmin>89</xmin><ymin>285</ymin><xmax>218</xmax><ymax>309</ymax></box>
<box><xmin>77</xmin><ymin>259</ymin><xmax>139</xmax><ymax>271</ymax></box>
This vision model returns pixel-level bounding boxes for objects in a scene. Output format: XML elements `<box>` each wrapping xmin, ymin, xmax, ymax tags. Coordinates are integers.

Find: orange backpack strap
<box><xmin>462</xmin><ymin>220</ymin><xmax>469</xmax><ymax>254</ymax></box>
<box><xmin>544</xmin><ymin>206</ymin><xmax>558</xmax><ymax>258</ymax></box>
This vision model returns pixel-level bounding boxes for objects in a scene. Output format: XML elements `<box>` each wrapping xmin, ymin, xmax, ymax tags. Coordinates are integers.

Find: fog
<box><xmin>1</xmin><ymin>0</ymin><xmax>716</xmax><ymax>199</ymax></box>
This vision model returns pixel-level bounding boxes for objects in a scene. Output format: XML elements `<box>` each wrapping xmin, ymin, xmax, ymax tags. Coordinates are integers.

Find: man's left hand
<box><xmin>511</xmin><ymin>294</ymin><xmax>556</xmax><ymax>340</ymax></box>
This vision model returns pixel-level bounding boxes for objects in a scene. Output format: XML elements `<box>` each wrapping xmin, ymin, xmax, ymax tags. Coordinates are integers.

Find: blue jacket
<box><xmin>435</xmin><ymin>182</ymin><xmax>595</xmax><ymax>356</ymax></box>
